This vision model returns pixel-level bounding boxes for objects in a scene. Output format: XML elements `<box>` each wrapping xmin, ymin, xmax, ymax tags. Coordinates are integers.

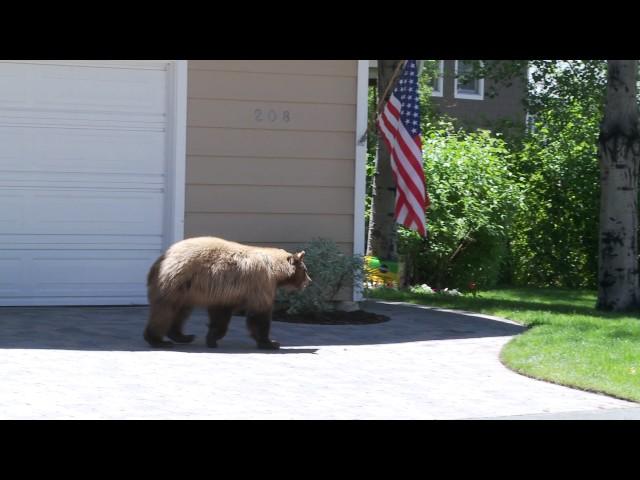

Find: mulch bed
<box><xmin>272</xmin><ymin>310</ymin><xmax>390</xmax><ymax>325</ymax></box>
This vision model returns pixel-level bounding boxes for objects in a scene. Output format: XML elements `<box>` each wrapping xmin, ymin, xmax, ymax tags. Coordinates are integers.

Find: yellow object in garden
<box><xmin>365</xmin><ymin>256</ymin><xmax>399</xmax><ymax>287</ymax></box>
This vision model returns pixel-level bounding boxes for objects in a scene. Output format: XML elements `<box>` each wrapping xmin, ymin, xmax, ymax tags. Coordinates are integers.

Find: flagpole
<box><xmin>376</xmin><ymin>60</ymin><xmax>407</xmax><ymax>115</ymax></box>
<box><xmin>357</xmin><ymin>60</ymin><xmax>407</xmax><ymax>146</ymax></box>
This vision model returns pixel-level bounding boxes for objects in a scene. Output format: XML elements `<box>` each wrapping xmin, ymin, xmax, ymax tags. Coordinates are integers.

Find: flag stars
<box><xmin>389</xmin><ymin>60</ymin><xmax>422</xmax><ymax>137</ymax></box>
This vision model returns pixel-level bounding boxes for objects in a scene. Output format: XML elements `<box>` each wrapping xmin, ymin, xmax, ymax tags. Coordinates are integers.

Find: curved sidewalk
<box><xmin>0</xmin><ymin>300</ymin><xmax>636</xmax><ymax>419</ymax></box>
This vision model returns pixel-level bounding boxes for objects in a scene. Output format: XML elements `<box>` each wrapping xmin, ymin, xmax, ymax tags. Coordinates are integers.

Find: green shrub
<box><xmin>276</xmin><ymin>238</ymin><xmax>364</xmax><ymax>314</ymax></box>
<box><xmin>510</xmin><ymin>101</ymin><xmax>601</xmax><ymax>288</ymax></box>
<box><xmin>506</xmin><ymin>60</ymin><xmax>610</xmax><ymax>288</ymax></box>
<box><xmin>398</xmin><ymin>121</ymin><xmax>523</xmax><ymax>290</ymax></box>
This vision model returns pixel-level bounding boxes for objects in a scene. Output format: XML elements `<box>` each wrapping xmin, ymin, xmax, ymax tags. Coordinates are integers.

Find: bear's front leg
<box><xmin>246</xmin><ymin>310</ymin><xmax>280</xmax><ymax>350</ymax></box>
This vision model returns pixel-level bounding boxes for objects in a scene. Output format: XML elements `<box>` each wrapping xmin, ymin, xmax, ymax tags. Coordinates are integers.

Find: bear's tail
<box><xmin>146</xmin><ymin>255</ymin><xmax>166</xmax><ymax>303</ymax></box>
<box><xmin>147</xmin><ymin>255</ymin><xmax>164</xmax><ymax>287</ymax></box>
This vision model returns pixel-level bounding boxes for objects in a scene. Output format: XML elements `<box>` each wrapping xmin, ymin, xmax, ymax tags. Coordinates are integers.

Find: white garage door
<box><xmin>0</xmin><ymin>61</ymin><xmax>175</xmax><ymax>306</ymax></box>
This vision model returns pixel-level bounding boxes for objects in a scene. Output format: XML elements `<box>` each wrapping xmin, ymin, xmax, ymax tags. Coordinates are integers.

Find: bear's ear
<box><xmin>289</xmin><ymin>251</ymin><xmax>305</xmax><ymax>265</ymax></box>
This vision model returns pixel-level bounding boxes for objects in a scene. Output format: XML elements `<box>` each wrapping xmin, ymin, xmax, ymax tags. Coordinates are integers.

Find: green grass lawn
<box><xmin>367</xmin><ymin>287</ymin><xmax>640</xmax><ymax>402</ymax></box>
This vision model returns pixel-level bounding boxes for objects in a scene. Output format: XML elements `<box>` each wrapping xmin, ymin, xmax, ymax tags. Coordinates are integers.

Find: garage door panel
<box><xmin>28</xmin><ymin>192</ymin><xmax>163</xmax><ymax>236</ymax></box>
<box><xmin>0</xmin><ymin>173</ymin><xmax>165</xmax><ymax>190</ymax></box>
<box><xmin>0</xmin><ymin>129</ymin><xmax>27</xmax><ymax>165</ymax></box>
<box><xmin>0</xmin><ymin>62</ymin><xmax>167</xmax><ymax>115</ymax></box>
<box><xmin>0</xmin><ymin>234</ymin><xmax>164</xmax><ymax>251</ymax></box>
<box><xmin>0</xmin><ymin>190</ymin><xmax>164</xmax><ymax>236</ymax></box>
<box><xmin>31</xmin><ymin>251</ymin><xmax>156</xmax><ymax>297</ymax></box>
<box><xmin>0</xmin><ymin>250</ymin><xmax>157</xmax><ymax>302</ymax></box>
<box><xmin>34</xmin><ymin>70</ymin><xmax>165</xmax><ymax>113</ymax></box>
<box><xmin>0</xmin><ymin>192</ymin><xmax>24</xmax><ymax>231</ymax></box>
<box><xmin>0</xmin><ymin>256</ymin><xmax>26</xmax><ymax>295</ymax></box>
<box><xmin>0</xmin><ymin>128</ymin><xmax>166</xmax><ymax>175</ymax></box>
<box><xmin>0</xmin><ymin>110</ymin><xmax>166</xmax><ymax>131</ymax></box>
<box><xmin>0</xmin><ymin>69</ymin><xmax>27</xmax><ymax>108</ymax></box>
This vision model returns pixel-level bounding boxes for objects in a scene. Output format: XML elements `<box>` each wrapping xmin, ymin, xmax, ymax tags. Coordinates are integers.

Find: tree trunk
<box><xmin>366</xmin><ymin>59</ymin><xmax>402</xmax><ymax>261</ymax></box>
<box><xmin>596</xmin><ymin>60</ymin><xmax>640</xmax><ymax>311</ymax></box>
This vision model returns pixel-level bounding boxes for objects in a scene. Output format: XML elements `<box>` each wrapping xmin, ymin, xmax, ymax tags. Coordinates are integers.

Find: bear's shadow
<box><xmin>0</xmin><ymin>302</ymin><xmax>524</xmax><ymax>353</ymax></box>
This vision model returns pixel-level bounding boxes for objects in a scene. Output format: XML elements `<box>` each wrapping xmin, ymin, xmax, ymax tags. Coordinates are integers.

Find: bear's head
<box><xmin>281</xmin><ymin>251</ymin><xmax>312</xmax><ymax>291</ymax></box>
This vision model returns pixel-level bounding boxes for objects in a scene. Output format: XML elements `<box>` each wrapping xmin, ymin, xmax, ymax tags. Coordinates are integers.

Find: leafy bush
<box><xmin>505</xmin><ymin>60</ymin><xmax>609</xmax><ymax>289</ymax></box>
<box><xmin>510</xmin><ymin>101</ymin><xmax>601</xmax><ymax>288</ymax></box>
<box><xmin>398</xmin><ymin>121</ymin><xmax>523</xmax><ymax>290</ymax></box>
<box><xmin>276</xmin><ymin>238</ymin><xmax>363</xmax><ymax>314</ymax></box>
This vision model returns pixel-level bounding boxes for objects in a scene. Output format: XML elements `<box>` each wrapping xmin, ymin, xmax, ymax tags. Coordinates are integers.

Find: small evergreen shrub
<box><xmin>277</xmin><ymin>238</ymin><xmax>364</xmax><ymax>315</ymax></box>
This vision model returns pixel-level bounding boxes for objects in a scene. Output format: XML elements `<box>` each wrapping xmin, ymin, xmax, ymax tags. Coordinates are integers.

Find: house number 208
<box><xmin>254</xmin><ymin>109</ymin><xmax>291</xmax><ymax>123</ymax></box>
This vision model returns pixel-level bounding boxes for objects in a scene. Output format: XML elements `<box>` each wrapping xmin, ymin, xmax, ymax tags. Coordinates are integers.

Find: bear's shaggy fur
<box><xmin>143</xmin><ymin>236</ymin><xmax>311</xmax><ymax>349</ymax></box>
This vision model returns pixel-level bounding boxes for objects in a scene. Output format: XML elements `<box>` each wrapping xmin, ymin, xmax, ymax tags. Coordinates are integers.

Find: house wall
<box><xmin>185</xmin><ymin>60</ymin><xmax>359</xmax><ymax>300</ymax></box>
<box><xmin>431</xmin><ymin>60</ymin><xmax>527</xmax><ymax>130</ymax></box>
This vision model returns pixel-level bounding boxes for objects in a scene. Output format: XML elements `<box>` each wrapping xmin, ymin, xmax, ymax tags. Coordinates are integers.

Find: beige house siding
<box><xmin>185</xmin><ymin>60</ymin><xmax>359</xmax><ymax>299</ymax></box>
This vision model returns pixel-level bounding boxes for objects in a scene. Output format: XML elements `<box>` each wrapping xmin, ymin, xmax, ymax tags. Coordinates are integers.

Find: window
<box><xmin>454</xmin><ymin>60</ymin><xmax>484</xmax><ymax>100</ymax></box>
<box><xmin>431</xmin><ymin>60</ymin><xmax>444</xmax><ymax>97</ymax></box>
<box><xmin>526</xmin><ymin>113</ymin><xmax>536</xmax><ymax>133</ymax></box>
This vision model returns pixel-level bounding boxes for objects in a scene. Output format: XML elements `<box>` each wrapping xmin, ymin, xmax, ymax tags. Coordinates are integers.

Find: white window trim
<box><xmin>454</xmin><ymin>60</ymin><xmax>484</xmax><ymax>100</ymax></box>
<box><xmin>431</xmin><ymin>60</ymin><xmax>444</xmax><ymax>97</ymax></box>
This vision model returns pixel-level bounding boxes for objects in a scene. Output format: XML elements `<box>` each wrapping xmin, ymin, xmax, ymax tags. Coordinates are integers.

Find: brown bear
<box><xmin>143</xmin><ymin>236</ymin><xmax>311</xmax><ymax>350</ymax></box>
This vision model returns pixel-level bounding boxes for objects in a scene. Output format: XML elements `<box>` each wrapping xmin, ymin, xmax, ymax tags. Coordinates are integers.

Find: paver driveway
<box><xmin>0</xmin><ymin>300</ymin><xmax>636</xmax><ymax>419</ymax></box>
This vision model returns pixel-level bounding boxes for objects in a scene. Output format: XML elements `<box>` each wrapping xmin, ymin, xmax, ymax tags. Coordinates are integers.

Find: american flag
<box><xmin>377</xmin><ymin>60</ymin><xmax>429</xmax><ymax>237</ymax></box>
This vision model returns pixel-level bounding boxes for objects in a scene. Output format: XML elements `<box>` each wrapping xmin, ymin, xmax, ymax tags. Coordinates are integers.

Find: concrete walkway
<box><xmin>0</xmin><ymin>300</ymin><xmax>636</xmax><ymax>419</ymax></box>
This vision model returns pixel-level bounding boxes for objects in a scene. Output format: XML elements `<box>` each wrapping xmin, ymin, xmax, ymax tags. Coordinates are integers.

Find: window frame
<box><xmin>430</xmin><ymin>60</ymin><xmax>444</xmax><ymax>97</ymax></box>
<box><xmin>454</xmin><ymin>60</ymin><xmax>484</xmax><ymax>100</ymax></box>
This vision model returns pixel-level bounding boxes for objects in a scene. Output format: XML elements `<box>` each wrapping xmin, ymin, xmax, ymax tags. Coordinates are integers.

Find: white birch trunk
<box><xmin>596</xmin><ymin>60</ymin><xmax>640</xmax><ymax>311</ymax></box>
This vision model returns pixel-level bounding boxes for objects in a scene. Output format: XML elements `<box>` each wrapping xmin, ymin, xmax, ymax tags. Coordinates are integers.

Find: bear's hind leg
<box><xmin>144</xmin><ymin>302</ymin><xmax>175</xmax><ymax>348</ymax></box>
<box><xmin>206</xmin><ymin>306</ymin><xmax>233</xmax><ymax>348</ymax></box>
<box><xmin>167</xmin><ymin>305</ymin><xmax>195</xmax><ymax>344</ymax></box>
<box><xmin>246</xmin><ymin>310</ymin><xmax>280</xmax><ymax>350</ymax></box>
